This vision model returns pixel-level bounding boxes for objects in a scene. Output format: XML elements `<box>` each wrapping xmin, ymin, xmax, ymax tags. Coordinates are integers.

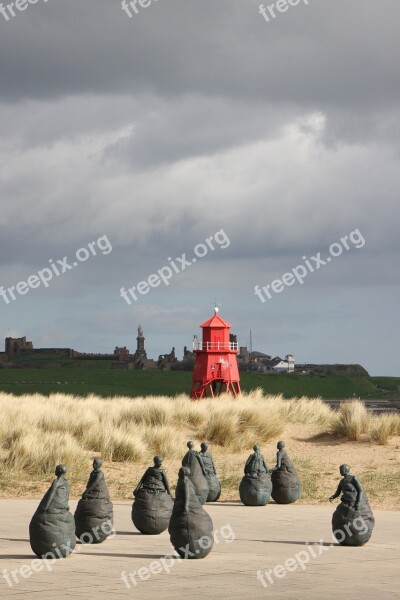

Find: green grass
<box><xmin>370</xmin><ymin>377</ymin><xmax>400</xmax><ymax>394</ymax></box>
<box><xmin>241</xmin><ymin>373</ymin><xmax>383</xmax><ymax>399</ymax></box>
<box><xmin>0</xmin><ymin>365</ymin><xmax>399</xmax><ymax>399</ymax></box>
<box><xmin>0</xmin><ymin>369</ymin><xmax>191</xmax><ymax>397</ymax></box>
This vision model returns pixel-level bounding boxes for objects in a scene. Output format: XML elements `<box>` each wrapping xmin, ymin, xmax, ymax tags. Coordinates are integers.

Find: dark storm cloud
<box><xmin>0</xmin><ymin>0</ymin><xmax>399</xmax><ymax>374</ymax></box>
<box><xmin>103</xmin><ymin>97</ymin><xmax>295</xmax><ymax>169</ymax></box>
<box><xmin>0</xmin><ymin>1</ymin><xmax>399</xmax><ymax>112</ymax></box>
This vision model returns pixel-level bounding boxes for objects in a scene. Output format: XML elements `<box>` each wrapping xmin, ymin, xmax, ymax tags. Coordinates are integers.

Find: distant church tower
<box><xmin>134</xmin><ymin>324</ymin><xmax>147</xmax><ymax>360</ymax></box>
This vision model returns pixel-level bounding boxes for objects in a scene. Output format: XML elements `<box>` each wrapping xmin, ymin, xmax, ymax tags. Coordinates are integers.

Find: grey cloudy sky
<box><xmin>0</xmin><ymin>0</ymin><xmax>399</xmax><ymax>375</ymax></box>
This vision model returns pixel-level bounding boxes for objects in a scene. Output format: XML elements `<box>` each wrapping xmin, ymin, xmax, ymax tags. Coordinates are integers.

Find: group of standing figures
<box><xmin>132</xmin><ymin>441</ymin><xmax>220</xmax><ymax>559</ymax></box>
<box><xmin>28</xmin><ymin>440</ymin><xmax>375</xmax><ymax>562</ymax></box>
<box><xmin>29</xmin><ymin>458</ymin><xmax>113</xmax><ymax>559</ymax></box>
<box><xmin>240</xmin><ymin>441</ymin><xmax>301</xmax><ymax>506</ymax></box>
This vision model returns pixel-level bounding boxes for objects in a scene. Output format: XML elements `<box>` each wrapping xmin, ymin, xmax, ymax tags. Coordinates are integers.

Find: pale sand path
<box><xmin>0</xmin><ymin>500</ymin><xmax>398</xmax><ymax>599</ymax></box>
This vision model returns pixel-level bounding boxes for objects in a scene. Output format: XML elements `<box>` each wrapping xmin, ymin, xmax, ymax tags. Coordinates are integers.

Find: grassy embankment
<box><xmin>0</xmin><ymin>357</ymin><xmax>399</xmax><ymax>400</ymax></box>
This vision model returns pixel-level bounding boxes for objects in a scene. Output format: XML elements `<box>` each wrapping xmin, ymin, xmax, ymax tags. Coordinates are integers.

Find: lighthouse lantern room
<box><xmin>190</xmin><ymin>307</ymin><xmax>241</xmax><ymax>399</ymax></box>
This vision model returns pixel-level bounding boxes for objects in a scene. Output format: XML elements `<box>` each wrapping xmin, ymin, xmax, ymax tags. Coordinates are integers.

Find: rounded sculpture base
<box><xmin>206</xmin><ymin>474</ymin><xmax>221</xmax><ymax>503</ymax></box>
<box><xmin>132</xmin><ymin>490</ymin><xmax>173</xmax><ymax>535</ymax></box>
<box><xmin>169</xmin><ymin>504</ymin><xmax>214</xmax><ymax>559</ymax></box>
<box><xmin>239</xmin><ymin>474</ymin><xmax>272</xmax><ymax>506</ymax></box>
<box><xmin>271</xmin><ymin>471</ymin><xmax>301</xmax><ymax>504</ymax></box>
<box><xmin>74</xmin><ymin>498</ymin><xmax>114</xmax><ymax>544</ymax></box>
<box><xmin>29</xmin><ymin>511</ymin><xmax>76</xmax><ymax>558</ymax></box>
<box><xmin>332</xmin><ymin>503</ymin><xmax>375</xmax><ymax>546</ymax></box>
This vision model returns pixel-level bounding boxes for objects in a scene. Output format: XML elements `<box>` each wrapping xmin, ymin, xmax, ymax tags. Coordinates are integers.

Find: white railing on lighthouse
<box><xmin>192</xmin><ymin>341</ymin><xmax>238</xmax><ymax>351</ymax></box>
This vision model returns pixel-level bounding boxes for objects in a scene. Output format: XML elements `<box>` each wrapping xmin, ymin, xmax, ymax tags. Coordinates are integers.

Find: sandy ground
<box><xmin>2</xmin><ymin>423</ymin><xmax>400</xmax><ymax>510</ymax></box>
<box><xmin>281</xmin><ymin>423</ymin><xmax>400</xmax><ymax>476</ymax></box>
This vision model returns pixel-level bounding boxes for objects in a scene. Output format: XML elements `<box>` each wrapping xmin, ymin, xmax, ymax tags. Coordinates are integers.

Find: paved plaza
<box><xmin>0</xmin><ymin>500</ymin><xmax>398</xmax><ymax>599</ymax></box>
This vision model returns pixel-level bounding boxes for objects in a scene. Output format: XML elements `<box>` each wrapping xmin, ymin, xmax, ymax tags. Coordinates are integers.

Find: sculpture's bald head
<box><xmin>179</xmin><ymin>466</ymin><xmax>191</xmax><ymax>479</ymax></box>
<box><xmin>153</xmin><ymin>456</ymin><xmax>163</xmax><ymax>467</ymax></box>
<box><xmin>93</xmin><ymin>458</ymin><xmax>102</xmax><ymax>470</ymax></box>
<box><xmin>187</xmin><ymin>441</ymin><xmax>194</xmax><ymax>450</ymax></box>
<box><xmin>340</xmin><ymin>464</ymin><xmax>350</xmax><ymax>476</ymax></box>
<box><xmin>55</xmin><ymin>464</ymin><xmax>67</xmax><ymax>477</ymax></box>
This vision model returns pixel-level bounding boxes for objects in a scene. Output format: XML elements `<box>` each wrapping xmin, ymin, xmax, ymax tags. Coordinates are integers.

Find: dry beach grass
<box><xmin>0</xmin><ymin>391</ymin><xmax>399</xmax><ymax>508</ymax></box>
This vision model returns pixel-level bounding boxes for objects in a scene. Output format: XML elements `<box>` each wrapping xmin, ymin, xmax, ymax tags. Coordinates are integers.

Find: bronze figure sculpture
<box><xmin>74</xmin><ymin>458</ymin><xmax>114</xmax><ymax>544</ymax></box>
<box><xmin>271</xmin><ymin>441</ymin><xmax>301</xmax><ymax>504</ymax></box>
<box><xmin>29</xmin><ymin>464</ymin><xmax>76</xmax><ymax>558</ymax></box>
<box><xmin>181</xmin><ymin>441</ymin><xmax>209</xmax><ymax>504</ymax></box>
<box><xmin>169</xmin><ymin>466</ymin><xmax>214</xmax><ymax>559</ymax></box>
<box><xmin>329</xmin><ymin>464</ymin><xmax>375</xmax><ymax>546</ymax></box>
<box><xmin>200</xmin><ymin>442</ymin><xmax>221</xmax><ymax>502</ymax></box>
<box><xmin>132</xmin><ymin>456</ymin><xmax>173</xmax><ymax>535</ymax></box>
<box><xmin>239</xmin><ymin>445</ymin><xmax>272</xmax><ymax>506</ymax></box>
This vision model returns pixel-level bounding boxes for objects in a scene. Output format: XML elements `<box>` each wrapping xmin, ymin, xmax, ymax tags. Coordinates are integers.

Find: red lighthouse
<box><xmin>190</xmin><ymin>308</ymin><xmax>241</xmax><ymax>399</ymax></box>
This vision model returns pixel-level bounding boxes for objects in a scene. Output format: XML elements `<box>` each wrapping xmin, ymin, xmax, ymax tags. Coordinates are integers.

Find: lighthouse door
<box><xmin>215</xmin><ymin>362</ymin><xmax>222</xmax><ymax>378</ymax></box>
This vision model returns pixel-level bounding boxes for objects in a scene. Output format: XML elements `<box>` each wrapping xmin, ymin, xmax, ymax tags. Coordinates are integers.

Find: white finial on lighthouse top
<box><xmin>214</xmin><ymin>305</ymin><xmax>219</xmax><ymax>314</ymax></box>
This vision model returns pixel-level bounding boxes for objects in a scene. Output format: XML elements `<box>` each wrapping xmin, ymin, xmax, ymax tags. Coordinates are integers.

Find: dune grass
<box><xmin>0</xmin><ymin>390</ymin><xmax>399</xmax><ymax>503</ymax></box>
<box><xmin>357</xmin><ymin>468</ymin><xmax>400</xmax><ymax>506</ymax></box>
<box><xmin>330</xmin><ymin>400</ymin><xmax>370</xmax><ymax>441</ymax></box>
<box><xmin>369</xmin><ymin>413</ymin><xmax>400</xmax><ymax>445</ymax></box>
<box><xmin>7</xmin><ymin>431</ymin><xmax>87</xmax><ymax>475</ymax></box>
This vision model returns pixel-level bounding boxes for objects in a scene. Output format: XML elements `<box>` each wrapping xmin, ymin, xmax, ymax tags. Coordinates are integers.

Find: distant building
<box><xmin>5</xmin><ymin>336</ymin><xmax>33</xmax><ymax>360</ymax></box>
<box><xmin>237</xmin><ymin>345</ymin><xmax>295</xmax><ymax>373</ymax></box>
<box><xmin>133</xmin><ymin>325</ymin><xmax>147</xmax><ymax>361</ymax></box>
<box><xmin>249</xmin><ymin>351</ymin><xmax>272</xmax><ymax>364</ymax></box>
<box><xmin>239</xmin><ymin>346</ymin><xmax>250</xmax><ymax>363</ymax></box>
<box><xmin>131</xmin><ymin>325</ymin><xmax>157</xmax><ymax>369</ymax></box>
<box><xmin>183</xmin><ymin>345</ymin><xmax>195</xmax><ymax>361</ymax></box>
<box><xmin>114</xmin><ymin>346</ymin><xmax>130</xmax><ymax>361</ymax></box>
<box><xmin>286</xmin><ymin>354</ymin><xmax>295</xmax><ymax>373</ymax></box>
<box><xmin>1</xmin><ymin>327</ymin><xmax>296</xmax><ymax>374</ymax></box>
<box><xmin>270</xmin><ymin>355</ymin><xmax>295</xmax><ymax>373</ymax></box>
<box><xmin>158</xmin><ymin>347</ymin><xmax>178</xmax><ymax>370</ymax></box>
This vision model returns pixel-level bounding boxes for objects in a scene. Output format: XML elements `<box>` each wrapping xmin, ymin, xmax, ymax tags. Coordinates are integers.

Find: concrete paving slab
<box><xmin>0</xmin><ymin>500</ymin><xmax>398</xmax><ymax>599</ymax></box>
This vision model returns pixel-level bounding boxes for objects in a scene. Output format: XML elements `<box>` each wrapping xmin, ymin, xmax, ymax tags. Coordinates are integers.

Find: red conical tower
<box><xmin>190</xmin><ymin>307</ymin><xmax>241</xmax><ymax>399</ymax></box>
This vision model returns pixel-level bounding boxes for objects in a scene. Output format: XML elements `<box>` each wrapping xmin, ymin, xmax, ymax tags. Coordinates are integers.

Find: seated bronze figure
<box><xmin>239</xmin><ymin>445</ymin><xmax>272</xmax><ymax>506</ymax></box>
<box><xmin>200</xmin><ymin>442</ymin><xmax>221</xmax><ymax>502</ymax></box>
<box><xmin>169</xmin><ymin>466</ymin><xmax>214</xmax><ymax>559</ymax></box>
<box><xmin>271</xmin><ymin>441</ymin><xmax>301</xmax><ymax>504</ymax></box>
<box><xmin>181</xmin><ymin>441</ymin><xmax>209</xmax><ymax>505</ymax></box>
<box><xmin>29</xmin><ymin>464</ymin><xmax>76</xmax><ymax>558</ymax></box>
<box><xmin>132</xmin><ymin>456</ymin><xmax>173</xmax><ymax>535</ymax></box>
<box><xmin>74</xmin><ymin>458</ymin><xmax>114</xmax><ymax>544</ymax></box>
<box><xmin>329</xmin><ymin>464</ymin><xmax>374</xmax><ymax>546</ymax></box>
